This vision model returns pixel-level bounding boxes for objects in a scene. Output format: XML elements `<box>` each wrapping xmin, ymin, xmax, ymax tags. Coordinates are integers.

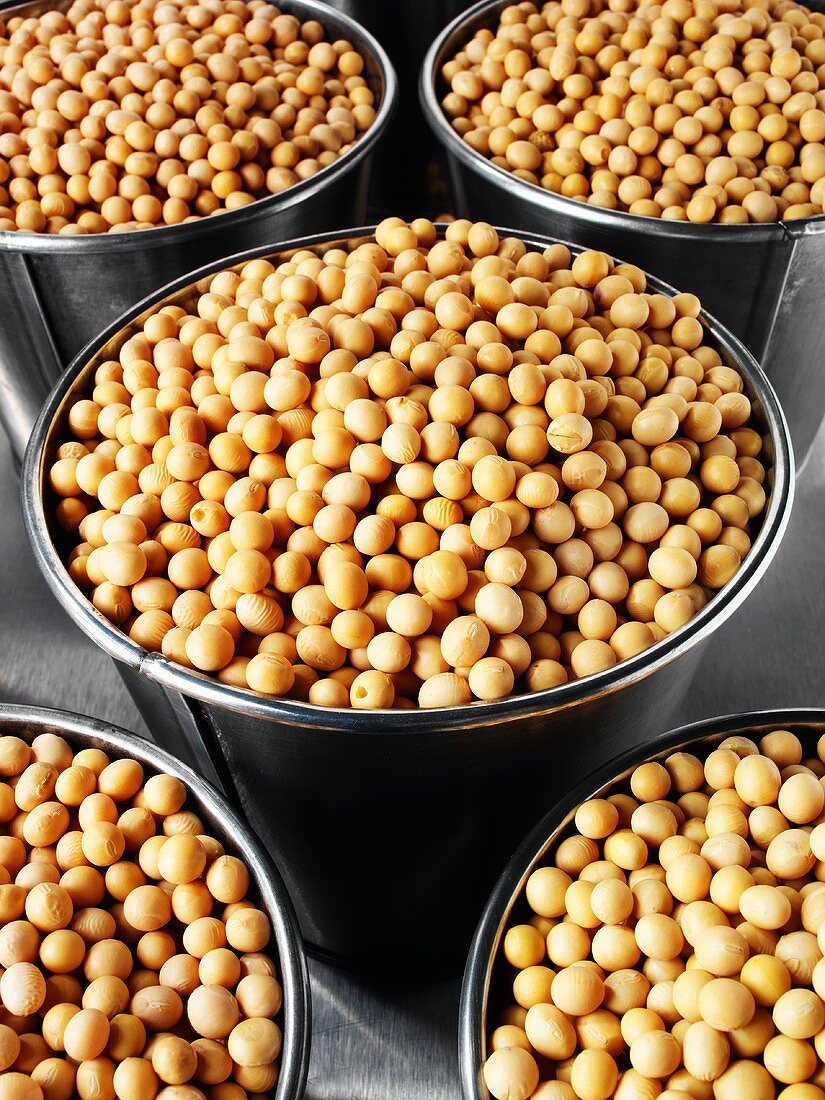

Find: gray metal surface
<box><xmin>420</xmin><ymin>0</ymin><xmax>825</xmax><ymax>467</ymax></box>
<box><xmin>4</xmin><ymin>407</ymin><xmax>825</xmax><ymax>1096</ymax></box>
<box><xmin>0</xmin><ymin>701</ymin><xmax>311</xmax><ymax>1100</ymax></box>
<box><xmin>0</xmin><ymin>0</ymin><xmax>398</xmax><ymax>463</ymax></box>
<box><xmin>460</xmin><ymin>710</ymin><xmax>825</xmax><ymax>1100</ymax></box>
<box><xmin>21</xmin><ymin>225</ymin><xmax>794</xmax><ymax>973</ymax></box>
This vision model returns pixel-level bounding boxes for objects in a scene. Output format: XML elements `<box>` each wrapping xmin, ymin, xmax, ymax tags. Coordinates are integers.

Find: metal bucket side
<box><xmin>158</xmin><ymin>639</ymin><xmax>708</xmax><ymax>971</ymax></box>
<box><xmin>21</xmin><ymin>225</ymin><xmax>795</xmax><ymax>968</ymax></box>
<box><xmin>0</xmin><ymin>0</ymin><xmax>398</xmax><ymax>461</ymax></box>
<box><xmin>758</xmin><ymin>215</ymin><xmax>825</xmax><ymax>468</ymax></box>
<box><xmin>419</xmin><ymin>0</ymin><xmax>825</xmax><ymax>467</ymax></box>
<box><xmin>459</xmin><ymin>707</ymin><xmax>825</xmax><ymax>1100</ymax></box>
<box><xmin>0</xmin><ymin>701</ymin><xmax>311</xmax><ymax>1100</ymax></box>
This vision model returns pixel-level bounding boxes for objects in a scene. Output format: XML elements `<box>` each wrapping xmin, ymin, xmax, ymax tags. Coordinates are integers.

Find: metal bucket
<box><xmin>0</xmin><ymin>0</ymin><xmax>398</xmax><ymax>463</ymax></box>
<box><xmin>420</xmin><ymin>0</ymin><xmax>825</xmax><ymax>470</ymax></box>
<box><xmin>459</xmin><ymin>707</ymin><xmax>825</xmax><ymax>1100</ymax></box>
<box><xmin>325</xmin><ymin>0</ymin><xmax>475</xmax><ymax>214</ymax></box>
<box><xmin>22</xmin><ymin>224</ymin><xmax>794</xmax><ymax>975</ymax></box>
<box><xmin>0</xmin><ymin>701</ymin><xmax>311</xmax><ymax>1100</ymax></box>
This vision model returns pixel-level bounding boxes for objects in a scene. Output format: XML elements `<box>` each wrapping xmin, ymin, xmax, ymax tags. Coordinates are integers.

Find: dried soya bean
<box><xmin>49</xmin><ymin>218</ymin><xmax>770</xmax><ymax>709</ymax></box>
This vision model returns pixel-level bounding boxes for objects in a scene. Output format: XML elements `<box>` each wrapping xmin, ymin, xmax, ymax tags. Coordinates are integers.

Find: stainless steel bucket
<box><xmin>459</xmin><ymin>707</ymin><xmax>825</xmax><ymax>1100</ymax></box>
<box><xmin>0</xmin><ymin>0</ymin><xmax>398</xmax><ymax>462</ymax></box>
<box><xmin>325</xmin><ymin>0</ymin><xmax>475</xmax><ymax>214</ymax></box>
<box><xmin>420</xmin><ymin>0</ymin><xmax>825</xmax><ymax>469</ymax></box>
<box><xmin>0</xmin><ymin>701</ymin><xmax>311</xmax><ymax>1100</ymax></box>
<box><xmin>21</xmin><ymin>224</ymin><xmax>795</xmax><ymax>975</ymax></box>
